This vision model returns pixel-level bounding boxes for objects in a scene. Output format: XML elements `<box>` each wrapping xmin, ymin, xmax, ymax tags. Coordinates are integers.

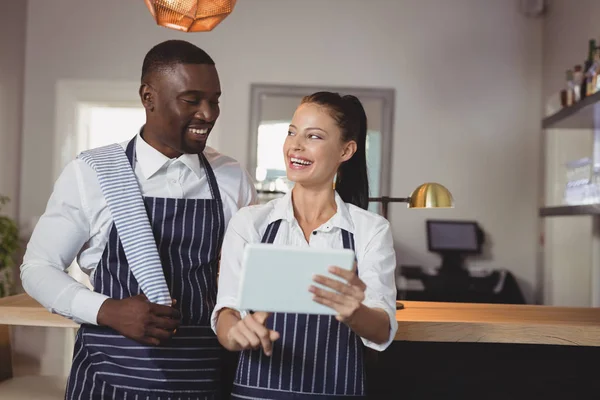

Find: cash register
<box><xmin>398</xmin><ymin>219</ymin><xmax>525</xmax><ymax>304</ymax></box>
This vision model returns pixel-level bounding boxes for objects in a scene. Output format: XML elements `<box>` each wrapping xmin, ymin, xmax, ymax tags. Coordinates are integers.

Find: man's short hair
<box><xmin>141</xmin><ymin>40</ymin><xmax>215</xmax><ymax>82</ymax></box>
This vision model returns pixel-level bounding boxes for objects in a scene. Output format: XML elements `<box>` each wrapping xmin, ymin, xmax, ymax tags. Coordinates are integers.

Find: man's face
<box><xmin>140</xmin><ymin>63</ymin><xmax>221</xmax><ymax>157</ymax></box>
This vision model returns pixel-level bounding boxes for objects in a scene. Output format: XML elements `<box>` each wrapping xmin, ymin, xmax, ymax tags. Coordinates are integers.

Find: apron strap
<box><xmin>341</xmin><ymin>229</ymin><xmax>355</xmax><ymax>251</ymax></box>
<box><xmin>260</xmin><ymin>219</ymin><xmax>282</xmax><ymax>244</ymax></box>
<box><xmin>199</xmin><ymin>152</ymin><xmax>222</xmax><ymax>202</ymax></box>
<box><xmin>78</xmin><ymin>141</ymin><xmax>171</xmax><ymax>306</ymax></box>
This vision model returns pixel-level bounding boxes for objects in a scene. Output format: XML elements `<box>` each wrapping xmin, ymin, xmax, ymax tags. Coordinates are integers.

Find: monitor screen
<box><xmin>426</xmin><ymin>220</ymin><xmax>481</xmax><ymax>254</ymax></box>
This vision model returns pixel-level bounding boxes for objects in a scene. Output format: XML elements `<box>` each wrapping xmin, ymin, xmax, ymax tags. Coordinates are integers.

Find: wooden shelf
<box><xmin>542</xmin><ymin>90</ymin><xmax>600</xmax><ymax>129</ymax></box>
<box><xmin>539</xmin><ymin>204</ymin><xmax>600</xmax><ymax>217</ymax></box>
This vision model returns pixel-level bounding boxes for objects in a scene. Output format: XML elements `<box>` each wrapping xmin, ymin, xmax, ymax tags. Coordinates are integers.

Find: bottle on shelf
<box><xmin>584</xmin><ymin>39</ymin><xmax>597</xmax><ymax>97</ymax></box>
<box><xmin>554</xmin><ymin>39</ymin><xmax>600</xmax><ymax>110</ymax></box>
<box><xmin>565</xmin><ymin>69</ymin><xmax>575</xmax><ymax>106</ymax></box>
<box><xmin>593</xmin><ymin>46</ymin><xmax>600</xmax><ymax>93</ymax></box>
<box><xmin>573</xmin><ymin>64</ymin><xmax>584</xmax><ymax>102</ymax></box>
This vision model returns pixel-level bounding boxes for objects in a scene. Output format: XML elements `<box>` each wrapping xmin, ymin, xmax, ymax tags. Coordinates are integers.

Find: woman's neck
<box><xmin>292</xmin><ymin>184</ymin><xmax>337</xmax><ymax>241</ymax></box>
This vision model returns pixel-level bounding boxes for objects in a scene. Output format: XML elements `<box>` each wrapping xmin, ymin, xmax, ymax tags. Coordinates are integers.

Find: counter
<box><xmin>2</xmin><ymin>294</ymin><xmax>600</xmax><ymax>399</ymax></box>
<box><xmin>3</xmin><ymin>294</ymin><xmax>599</xmax><ymax>346</ymax></box>
<box><xmin>394</xmin><ymin>300</ymin><xmax>600</xmax><ymax>346</ymax></box>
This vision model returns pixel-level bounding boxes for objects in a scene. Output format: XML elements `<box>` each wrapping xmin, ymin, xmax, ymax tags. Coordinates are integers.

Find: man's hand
<box><xmin>97</xmin><ymin>294</ymin><xmax>181</xmax><ymax>346</ymax></box>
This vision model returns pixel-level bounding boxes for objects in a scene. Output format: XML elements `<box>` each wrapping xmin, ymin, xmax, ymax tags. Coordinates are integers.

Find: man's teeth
<box><xmin>189</xmin><ymin>128</ymin><xmax>208</xmax><ymax>135</ymax></box>
<box><xmin>291</xmin><ymin>157</ymin><xmax>313</xmax><ymax>166</ymax></box>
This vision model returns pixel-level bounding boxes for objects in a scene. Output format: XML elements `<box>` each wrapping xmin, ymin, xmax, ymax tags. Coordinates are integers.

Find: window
<box><xmin>255</xmin><ymin>121</ymin><xmax>294</xmax><ymax>196</ymax></box>
<box><xmin>77</xmin><ymin>104</ymin><xmax>146</xmax><ymax>152</ymax></box>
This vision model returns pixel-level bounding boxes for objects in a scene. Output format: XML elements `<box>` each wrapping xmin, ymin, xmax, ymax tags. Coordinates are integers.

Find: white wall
<box><xmin>0</xmin><ymin>1</ymin><xmax>26</xmax><ymax>219</ymax></box>
<box><xmin>541</xmin><ymin>0</ymin><xmax>600</xmax><ymax>306</ymax></box>
<box><xmin>0</xmin><ymin>0</ymin><xmax>61</xmax><ymax>379</ymax></box>
<box><xmin>19</xmin><ymin>0</ymin><xmax>543</xmax><ymax>305</ymax></box>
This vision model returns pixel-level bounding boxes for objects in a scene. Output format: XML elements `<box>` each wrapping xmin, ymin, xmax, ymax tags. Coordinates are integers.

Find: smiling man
<box><xmin>20</xmin><ymin>40</ymin><xmax>256</xmax><ymax>399</ymax></box>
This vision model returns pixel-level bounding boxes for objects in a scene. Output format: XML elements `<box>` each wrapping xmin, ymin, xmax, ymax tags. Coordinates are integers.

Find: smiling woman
<box><xmin>248</xmin><ymin>84</ymin><xmax>394</xmax><ymax>215</ymax></box>
<box><xmin>289</xmin><ymin>92</ymin><xmax>369</xmax><ymax>210</ymax></box>
<box><xmin>214</xmin><ymin>90</ymin><xmax>398</xmax><ymax>400</ymax></box>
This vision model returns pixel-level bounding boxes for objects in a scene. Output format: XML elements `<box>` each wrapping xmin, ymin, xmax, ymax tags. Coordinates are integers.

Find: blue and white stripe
<box><xmin>78</xmin><ymin>144</ymin><xmax>171</xmax><ymax>306</ymax></box>
<box><xmin>232</xmin><ymin>221</ymin><xmax>366</xmax><ymax>399</ymax></box>
<box><xmin>66</xmin><ymin>136</ymin><xmax>226</xmax><ymax>399</ymax></box>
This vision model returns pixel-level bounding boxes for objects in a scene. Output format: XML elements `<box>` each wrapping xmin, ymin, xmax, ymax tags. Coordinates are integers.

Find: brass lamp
<box><xmin>144</xmin><ymin>0</ymin><xmax>236</xmax><ymax>32</ymax></box>
<box><xmin>369</xmin><ymin>182</ymin><xmax>454</xmax><ymax>219</ymax></box>
<box><xmin>370</xmin><ymin>183</ymin><xmax>454</xmax><ymax>310</ymax></box>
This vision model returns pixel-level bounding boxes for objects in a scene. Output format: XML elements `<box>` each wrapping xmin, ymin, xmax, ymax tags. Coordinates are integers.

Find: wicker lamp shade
<box><xmin>144</xmin><ymin>0</ymin><xmax>236</xmax><ymax>32</ymax></box>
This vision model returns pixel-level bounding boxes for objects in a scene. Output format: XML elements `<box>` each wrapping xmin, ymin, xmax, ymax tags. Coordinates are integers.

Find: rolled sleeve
<box><xmin>71</xmin><ymin>287</ymin><xmax>110</xmax><ymax>325</ymax></box>
<box><xmin>357</xmin><ymin>220</ymin><xmax>398</xmax><ymax>351</ymax></box>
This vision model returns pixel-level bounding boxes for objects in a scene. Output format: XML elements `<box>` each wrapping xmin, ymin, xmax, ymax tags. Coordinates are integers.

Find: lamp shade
<box><xmin>407</xmin><ymin>182</ymin><xmax>454</xmax><ymax>209</ymax></box>
<box><xmin>144</xmin><ymin>0</ymin><xmax>236</xmax><ymax>32</ymax></box>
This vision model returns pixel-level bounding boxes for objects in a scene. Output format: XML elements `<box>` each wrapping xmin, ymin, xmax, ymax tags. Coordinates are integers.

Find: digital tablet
<box><xmin>237</xmin><ymin>243</ymin><xmax>356</xmax><ymax>315</ymax></box>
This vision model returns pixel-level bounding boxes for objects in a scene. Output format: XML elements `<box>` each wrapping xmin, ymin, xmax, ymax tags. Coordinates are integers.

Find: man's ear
<box><xmin>139</xmin><ymin>83</ymin><xmax>154</xmax><ymax>112</ymax></box>
<box><xmin>340</xmin><ymin>140</ymin><xmax>357</xmax><ymax>163</ymax></box>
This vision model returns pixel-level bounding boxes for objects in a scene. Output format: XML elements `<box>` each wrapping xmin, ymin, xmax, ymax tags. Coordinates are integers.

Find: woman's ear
<box><xmin>340</xmin><ymin>140</ymin><xmax>357</xmax><ymax>163</ymax></box>
<box><xmin>139</xmin><ymin>83</ymin><xmax>155</xmax><ymax>112</ymax></box>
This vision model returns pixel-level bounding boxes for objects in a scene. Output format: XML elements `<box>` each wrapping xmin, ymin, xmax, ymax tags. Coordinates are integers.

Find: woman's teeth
<box><xmin>189</xmin><ymin>128</ymin><xmax>208</xmax><ymax>135</ymax></box>
<box><xmin>291</xmin><ymin>157</ymin><xmax>313</xmax><ymax>166</ymax></box>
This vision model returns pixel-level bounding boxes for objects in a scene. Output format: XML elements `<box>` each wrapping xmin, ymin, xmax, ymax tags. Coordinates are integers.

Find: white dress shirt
<box><xmin>20</xmin><ymin>134</ymin><xmax>257</xmax><ymax>326</ymax></box>
<box><xmin>212</xmin><ymin>191</ymin><xmax>398</xmax><ymax>351</ymax></box>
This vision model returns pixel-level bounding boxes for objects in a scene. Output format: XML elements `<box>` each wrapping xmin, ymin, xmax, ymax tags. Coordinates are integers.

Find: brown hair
<box><xmin>301</xmin><ymin>92</ymin><xmax>369</xmax><ymax>210</ymax></box>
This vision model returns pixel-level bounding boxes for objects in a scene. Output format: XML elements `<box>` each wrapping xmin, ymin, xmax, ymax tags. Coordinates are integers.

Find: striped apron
<box><xmin>232</xmin><ymin>220</ymin><xmax>367</xmax><ymax>399</ymax></box>
<box><xmin>65</xmin><ymin>137</ymin><xmax>226</xmax><ymax>400</ymax></box>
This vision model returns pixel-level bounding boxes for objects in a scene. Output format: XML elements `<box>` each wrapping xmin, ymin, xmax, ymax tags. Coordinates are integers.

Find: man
<box><xmin>20</xmin><ymin>40</ymin><xmax>256</xmax><ymax>399</ymax></box>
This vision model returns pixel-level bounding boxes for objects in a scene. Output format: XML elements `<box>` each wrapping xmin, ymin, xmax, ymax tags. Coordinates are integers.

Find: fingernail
<box><xmin>308</xmin><ymin>286</ymin><xmax>315</xmax><ymax>293</ymax></box>
<box><xmin>328</xmin><ymin>266</ymin><xmax>336</xmax><ymax>272</ymax></box>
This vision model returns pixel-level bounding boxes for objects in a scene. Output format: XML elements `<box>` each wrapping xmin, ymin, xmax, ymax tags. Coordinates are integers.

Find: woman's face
<box><xmin>284</xmin><ymin>103</ymin><xmax>356</xmax><ymax>189</ymax></box>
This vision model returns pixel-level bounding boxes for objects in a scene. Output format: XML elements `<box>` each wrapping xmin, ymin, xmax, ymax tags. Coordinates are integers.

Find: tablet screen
<box><xmin>237</xmin><ymin>244</ymin><xmax>355</xmax><ymax>315</ymax></box>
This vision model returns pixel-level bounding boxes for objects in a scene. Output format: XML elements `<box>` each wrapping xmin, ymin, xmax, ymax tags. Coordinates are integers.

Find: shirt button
<box><xmin>312</xmin><ymin>231</ymin><xmax>317</xmax><ymax>235</ymax></box>
<box><xmin>169</xmin><ymin>179</ymin><xmax>177</xmax><ymax>184</ymax></box>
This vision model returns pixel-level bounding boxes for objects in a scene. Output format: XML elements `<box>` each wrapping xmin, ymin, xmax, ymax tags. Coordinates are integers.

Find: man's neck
<box><xmin>140</xmin><ymin>125</ymin><xmax>181</xmax><ymax>159</ymax></box>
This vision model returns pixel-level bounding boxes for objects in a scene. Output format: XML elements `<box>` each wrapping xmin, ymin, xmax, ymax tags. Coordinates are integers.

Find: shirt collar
<box><xmin>135</xmin><ymin>132</ymin><xmax>203</xmax><ymax>180</ymax></box>
<box><xmin>268</xmin><ymin>190</ymin><xmax>355</xmax><ymax>233</ymax></box>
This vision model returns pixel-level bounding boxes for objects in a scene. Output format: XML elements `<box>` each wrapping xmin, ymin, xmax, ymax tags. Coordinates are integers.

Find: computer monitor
<box><xmin>426</xmin><ymin>220</ymin><xmax>482</xmax><ymax>255</ymax></box>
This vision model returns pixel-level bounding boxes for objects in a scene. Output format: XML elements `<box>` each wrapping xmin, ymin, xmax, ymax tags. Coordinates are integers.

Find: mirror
<box><xmin>247</xmin><ymin>84</ymin><xmax>395</xmax><ymax>214</ymax></box>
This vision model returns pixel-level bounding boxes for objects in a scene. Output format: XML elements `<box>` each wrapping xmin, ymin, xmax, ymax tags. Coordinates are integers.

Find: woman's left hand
<box><xmin>310</xmin><ymin>264</ymin><xmax>366</xmax><ymax>323</ymax></box>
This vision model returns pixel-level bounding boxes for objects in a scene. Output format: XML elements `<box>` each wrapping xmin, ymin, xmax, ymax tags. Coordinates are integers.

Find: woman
<box><xmin>212</xmin><ymin>92</ymin><xmax>398</xmax><ymax>399</ymax></box>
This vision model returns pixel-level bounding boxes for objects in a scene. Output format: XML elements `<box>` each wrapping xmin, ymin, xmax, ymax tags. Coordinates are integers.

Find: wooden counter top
<box><xmin>2</xmin><ymin>294</ymin><xmax>599</xmax><ymax>346</ymax></box>
<box><xmin>0</xmin><ymin>293</ymin><xmax>77</xmax><ymax>328</ymax></box>
<box><xmin>395</xmin><ymin>300</ymin><xmax>600</xmax><ymax>346</ymax></box>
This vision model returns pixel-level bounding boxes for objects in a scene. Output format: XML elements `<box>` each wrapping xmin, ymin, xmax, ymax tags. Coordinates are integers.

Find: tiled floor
<box><xmin>0</xmin><ymin>375</ymin><xmax>67</xmax><ymax>399</ymax></box>
<box><xmin>1</xmin><ymin>327</ymin><xmax>70</xmax><ymax>399</ymax></box>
